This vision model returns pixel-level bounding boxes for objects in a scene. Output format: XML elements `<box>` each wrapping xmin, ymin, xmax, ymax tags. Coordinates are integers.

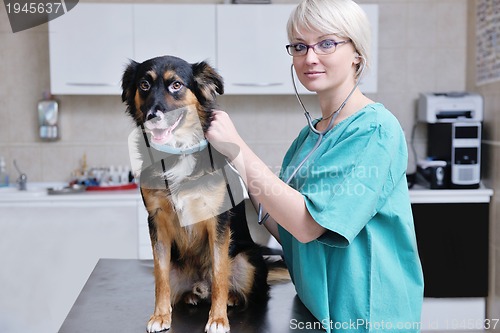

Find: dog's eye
<box><xmin>139</xmin><ymin>80</ymin><xmax>151</xmax><ymax>91</ymax></box>
<box><xmin>168</xmin><ymin>81</ymin><xmax>183</xmax><ymax>93</ymax></box>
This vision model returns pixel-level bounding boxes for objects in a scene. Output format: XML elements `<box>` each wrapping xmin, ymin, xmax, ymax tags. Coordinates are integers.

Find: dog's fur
<box><xmin>121</xmin><ymin>55</ymin><xmax>277</xmax><ymax>333</ymax></box>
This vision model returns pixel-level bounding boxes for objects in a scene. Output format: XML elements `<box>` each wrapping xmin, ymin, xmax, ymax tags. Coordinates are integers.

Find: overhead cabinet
<box><xmin>49</xmin><ymin>4</ymin><xmax>134</xmax><ymax>95</ymax></box>
<box><xmin>217</xmin><ymin>4</ymin><xmax>377</xmax><ymax>94</ymax></box>
<box><xmin>216</xmin><ymin>4</ymin><xmax>299</xmax><ymax>95</ymax></box>
<box><xmin>49</xmin><ymin>3</ymin><xmax>377</xmax><ymax>95</ymax></box>
<box><xmin>133</xmin><ymin>4</ymin><xmax>216</xmax><ymax>65</ymax></box>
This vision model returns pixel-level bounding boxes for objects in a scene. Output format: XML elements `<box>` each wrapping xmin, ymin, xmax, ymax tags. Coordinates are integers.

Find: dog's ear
<box><xmin>191</xmin><ymin>61</ymin><xmax>224</xmax><ymax>103</ymax></box>
<box><xmin>121</xmin><ymin>60</ymin><xmax>139</xmax><ymax>103</ymax></box>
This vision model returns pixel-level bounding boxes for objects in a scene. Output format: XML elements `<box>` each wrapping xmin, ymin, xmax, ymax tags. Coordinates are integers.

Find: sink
<box><xmin>0</xmin><ymin>182</ymin><xmax>67</xmax><ymax>198</ymax></box>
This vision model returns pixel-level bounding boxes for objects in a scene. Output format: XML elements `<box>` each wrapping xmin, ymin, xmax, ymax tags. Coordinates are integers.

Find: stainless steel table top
<box><xmin>59</xmin><ymin>259</ymin><xmax>324</xmax><ymax>333</ymax></box>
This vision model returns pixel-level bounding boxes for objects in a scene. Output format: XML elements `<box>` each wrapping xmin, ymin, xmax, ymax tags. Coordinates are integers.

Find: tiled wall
<box><xmin>8</xmin><ymin>0</ymin><xmax>500</xmax><ymax>324</ymax></box>
<box><xmin>466</xmin><ymin>1</ymin><xmax>500</xmax><ymax>324</ymax></box>
<box><xmin>0</xmin><ymin>0</ymin><xmax>467</xmax><ymax>183</ymax></box>
<box><xmin>8</xmin><ymin>0</ymin><xmax>500</xmax><ymax>322</ymax></box>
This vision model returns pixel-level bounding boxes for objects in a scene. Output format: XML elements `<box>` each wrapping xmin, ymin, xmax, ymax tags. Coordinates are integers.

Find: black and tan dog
<box><xmin>121</xmin><ymin>55</ymin><xmax>278</xmax><ymax>333</ymax></box>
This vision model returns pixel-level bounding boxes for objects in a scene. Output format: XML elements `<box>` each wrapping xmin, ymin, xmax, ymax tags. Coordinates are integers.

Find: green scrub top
<box><xmin>278</xmin><ymin>103</ymin><xmax>424</xmax><ymax>332</ymax></box>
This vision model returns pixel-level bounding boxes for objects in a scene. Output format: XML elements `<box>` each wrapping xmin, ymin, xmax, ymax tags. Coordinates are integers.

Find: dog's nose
<box><xmin>146</xmin><ymin>111</ymin><xmax>156</xmax><ymax>121</ymax></box>
<box><xmin>146</xmin><ymin>110</ymin><xmax>164</xmax><ymax>122</ymax></box>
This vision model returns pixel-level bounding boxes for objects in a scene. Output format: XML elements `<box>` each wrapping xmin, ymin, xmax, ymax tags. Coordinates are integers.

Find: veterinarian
<box><xmin>206</xmin><ymin>0</ymin><xmax>424</xmax><ymax>332</ymax></box>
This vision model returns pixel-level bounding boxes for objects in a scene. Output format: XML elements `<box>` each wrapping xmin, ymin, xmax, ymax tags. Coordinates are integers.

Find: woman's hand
<box><xmin>207</xmin><ymin>112</ymin><xmax>324</xmax><ymax>243</ymax></box>
<box><xmin>206</xmin><ymin>110</ymin><xmax>244</xmax><ymax>161</ymax></box>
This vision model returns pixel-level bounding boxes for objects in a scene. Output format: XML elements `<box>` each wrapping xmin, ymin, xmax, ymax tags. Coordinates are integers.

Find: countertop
<box><xmin>0</xmin><ymin>182</ymin><xmax>494</xmax><ymax>204</ymax></box>
<box><xmin>408</xmin><ymin>184</ymin><xmax>493</xmax><ymax>203</ymax></box>
<box><xmin>0</xmin><ymin>183</ymin><xmax>141</xmax><ymax>203</ymax></box>
<box><xmin>59</xmin><ymin>259</ymin><xmax>324</xmax><ymax>333</ymax></box>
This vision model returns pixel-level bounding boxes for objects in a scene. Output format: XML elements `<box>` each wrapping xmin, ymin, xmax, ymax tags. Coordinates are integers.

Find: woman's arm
<box><xmin>206</xmin><ymin>110</ymin><xmax>325</xmax><ymax>243</ymax></box>
<box><xmin>247</xmin><ymin>192</ymin><xmax>281</xmax><ymax>243</ymax></box>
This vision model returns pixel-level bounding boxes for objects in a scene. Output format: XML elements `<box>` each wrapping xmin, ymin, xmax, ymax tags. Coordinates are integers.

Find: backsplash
<box><xmin>0</xmin><ymin>0</ymin><xmax>467</xmax><ymax>182</ymax></box>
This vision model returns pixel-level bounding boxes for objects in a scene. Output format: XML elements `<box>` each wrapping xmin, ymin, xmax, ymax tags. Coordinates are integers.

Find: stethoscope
<box><xmin>257</xmin><ymin>57</ymin><xmax>366</xmax><ymax>225</ymax></box>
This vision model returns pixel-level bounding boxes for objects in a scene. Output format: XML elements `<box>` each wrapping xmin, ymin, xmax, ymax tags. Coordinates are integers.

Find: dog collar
<box><xmin>150</xmin><ymin>139</ymin><xmax>209</xmax><ymax>155</ymax></box>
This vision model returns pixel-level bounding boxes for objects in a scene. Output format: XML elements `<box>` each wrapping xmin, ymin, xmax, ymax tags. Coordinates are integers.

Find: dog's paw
<box><xmin>184</xmin><ymin>281</ymin><xmax>211</xmax><ymax>305</ymax></box>
<box><xmin>193</xmin><ymin>281</ymin><xmax>210</xmax><ymax>299</ymax></box>
<box><xmin>184</xmin><ymin>292</ymin><xmax>201</xmax><ymax>305</ymax></box>
<box><xmin>147</xmin><ymin>314</ymin><xmax>171</xmax><ymax>332</ymax></box>
<box><xmin>227</xmin><ymin>292</ymin><xmax>240</xmax><ymax>307</ymax></box>
<box><xmin>204</xmin><ymin>316</ymin><xmax>230</xmax><ymax>333</ymax></box>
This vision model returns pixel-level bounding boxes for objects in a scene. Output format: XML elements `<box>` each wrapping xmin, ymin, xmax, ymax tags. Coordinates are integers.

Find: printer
<box><xmin>418</xmin><ymin>92</ymin><xmax>483</xmax><ymax>123</ymax></box>
<box><xmin>417</xmin><ymin>92</ymin><xmax>483</xmax><ymax>189</ymax></box>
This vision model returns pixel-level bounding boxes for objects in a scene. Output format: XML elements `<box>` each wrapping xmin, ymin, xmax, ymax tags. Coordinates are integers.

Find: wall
<box><xmin>9</xmin><ymin>0</ymin><xmax>500</xmax><ymax>326</ymax></box>
<box><xmin>0</xmin><ymin>0</ymin><xmax>467</xmax><ymax>183</ymax></box>
<box><xmin>467</xmin><ymin>0</ymin><xmax>500</xmax><ymax>325</ymax></box>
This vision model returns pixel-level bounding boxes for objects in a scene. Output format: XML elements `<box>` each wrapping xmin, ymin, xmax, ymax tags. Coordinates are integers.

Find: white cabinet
<box><xmin>137</xmin><ymin>202</ymin><xmax>153</xmax><ymax>259</ymax></box>
<box><xmin>49</xmin><ymin>4</ymin><xmax>215</xmax><ymax>95</ymax></box>
<box><xmin>48</xmin><ymin>4</ymin><xmax>377</xmax><ymax>95</ymax></box>
<box><xmin>216</xmin><ymin>4</ymin><xmax>300</xmax><ymax>95</ymax></box>
<box><xmin>0</xmin><ymin>196</ymin><xmax>139</xmax><ymax>333</ymax></box>
<box><xmin>48</xmin><ymin>4</ymin><xmax>134</xmax><ymax>95</ymax></box>
<box><xmin>216</xmin><ymin>4</ymin><xmax>378</xmax><ymax>95</ymax></box>
<box><xmin>216</xmin><ymin>4</ymin><xmax>377</xmax><ymax>95</ymax></box>
<box><xmin>358</xmin><ymin>4</ymin><xmax>378</xmax><ymax>93</ymax></box>
<box><xmin>133</xmin><ymin>4</ymin><xmax>216</xmax><ymax>65</ymax></box>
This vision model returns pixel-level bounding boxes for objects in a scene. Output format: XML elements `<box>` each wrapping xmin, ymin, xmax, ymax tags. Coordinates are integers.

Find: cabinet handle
<box><xmin>66</xmin><ymin>83</ymin><xmax>117</xmax><ymax>87</ymax></box>
<box><xmin>232</xmin><ymin>83</ymin><xmax>284</xmax><ymax>87</ymax></box>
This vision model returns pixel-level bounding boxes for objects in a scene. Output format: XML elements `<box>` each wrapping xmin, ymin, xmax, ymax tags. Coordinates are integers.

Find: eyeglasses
<box><xmin>285</xmin><ymin>39</ymin><xmax>350</xmax><ymax>56</ymax></box>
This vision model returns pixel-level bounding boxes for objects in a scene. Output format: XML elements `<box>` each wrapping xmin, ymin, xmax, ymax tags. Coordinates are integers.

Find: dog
<box><xmin>121</xmin><ymin>55</ymin><xmax>284</xmax><ymax>333</ymax></box>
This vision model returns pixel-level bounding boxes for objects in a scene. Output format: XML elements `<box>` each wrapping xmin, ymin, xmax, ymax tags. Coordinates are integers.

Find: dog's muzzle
<box><xmin>144</xmin><ymin>108</ymin><xmax>186</xmax><ymax>145</ymax></box>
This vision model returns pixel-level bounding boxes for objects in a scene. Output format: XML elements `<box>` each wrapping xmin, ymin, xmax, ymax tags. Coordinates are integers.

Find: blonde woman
<box><xmin>207</xmin><ymin>0</ymin><xmax>424</xmax><ymax>331</ymax></box>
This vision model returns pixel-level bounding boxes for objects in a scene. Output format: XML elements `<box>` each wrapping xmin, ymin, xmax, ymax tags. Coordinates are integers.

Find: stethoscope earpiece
<box><xmin>289</xmin><ymin>60</ymin><xmax>366</xmax><ymax>136</ymax></box>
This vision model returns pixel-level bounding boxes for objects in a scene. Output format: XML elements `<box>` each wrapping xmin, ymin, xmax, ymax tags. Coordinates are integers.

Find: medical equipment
<box><xmin>258</xmin><ymin>57</ymin><xmax>366</xmax><ymax>224</ymax></box>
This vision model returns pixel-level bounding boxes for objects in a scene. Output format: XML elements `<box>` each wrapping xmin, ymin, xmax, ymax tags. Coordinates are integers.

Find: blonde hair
<box><xmin>287</xmin><ymin>0</ymin><xmax>371</xmax><ymax>79</ymax></box>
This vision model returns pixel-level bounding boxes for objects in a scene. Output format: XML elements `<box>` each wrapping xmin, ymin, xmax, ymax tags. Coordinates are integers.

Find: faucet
<box><xmin>14</xmin><ymin>160</ymin><xmax>27</xmax><ymax>191</ymax></box>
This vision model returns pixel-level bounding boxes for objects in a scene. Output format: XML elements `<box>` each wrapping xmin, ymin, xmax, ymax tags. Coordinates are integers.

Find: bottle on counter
<box><xmin>121</xmin><ymin>166</ymin><xmax>131</xmax><ymax>184</ymax></box>
<box><xmin>0</xmin><ymin>156</ymin><xmax>10</xmax><ymax>187</ymax></box>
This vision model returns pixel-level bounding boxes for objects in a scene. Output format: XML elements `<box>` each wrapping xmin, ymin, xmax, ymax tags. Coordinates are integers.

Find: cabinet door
<box><xmin>412</xmin><ymin>203</ymin><xmax>489</xmax><ymax>297</ymax></box>
<box><xmin>217</xmin><ymin>4</ymin><xmax>378</xmax><ymax>95</ymax></box>
<box><xmin>0</xmin><ymin>201</ymin><xmax>138</xmax><ymax>333</ymax></box>
<box><xmin>133</xmin><ymin>4</ymin><xmax>216</xmax><ymax>66</ymax></box>
<box><xmin>216</xmin><ymin>5</ymin><xmax>299</xmax><ymax>95</ymax></box>
<box><xmin>49</xmin><ymin>4</ymin><xmax>134</xmax><ymax>95</ymax></box>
